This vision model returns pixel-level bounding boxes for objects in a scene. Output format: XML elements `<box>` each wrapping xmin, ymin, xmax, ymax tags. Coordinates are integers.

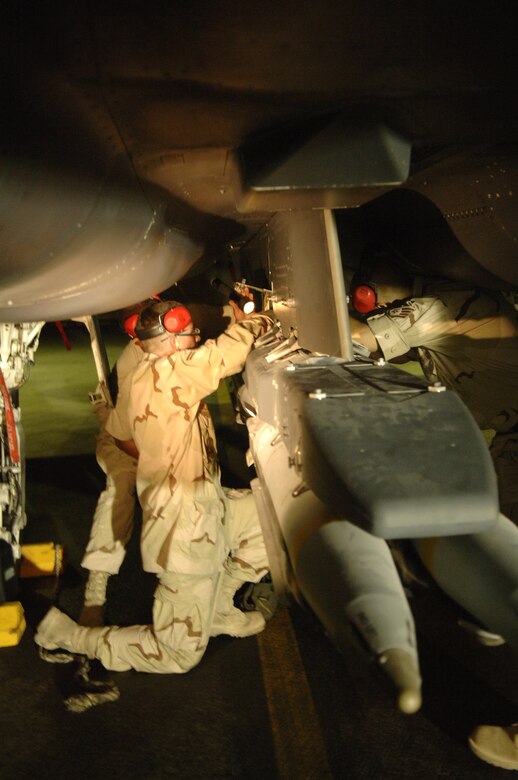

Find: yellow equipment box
<box><xmin>20</xmin><ymin>542</ymin><xmax>63</xmax><ymax>578</ymax></box>
<box><xmin>0</xmin><ymin>601</ymin><xmax>26</xmax><ymax>647</ymax></box>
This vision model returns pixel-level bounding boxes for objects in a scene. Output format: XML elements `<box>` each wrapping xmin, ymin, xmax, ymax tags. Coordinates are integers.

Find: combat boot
<box><xmin>469</xmin><ymin>723</ymin><xmax>518</xmax><ymax>770</ymax></box>
<box><xmin>211</xmin><ymin>572</ymin><xmax>265</xmax><ymax>638</ymax></box>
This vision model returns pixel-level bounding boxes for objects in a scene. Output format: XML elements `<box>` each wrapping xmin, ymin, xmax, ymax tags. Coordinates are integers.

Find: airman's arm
<box><xmin>348</xmin><ymin>316</ymin><xmax>381</xmax><ymax>357</ymax></box>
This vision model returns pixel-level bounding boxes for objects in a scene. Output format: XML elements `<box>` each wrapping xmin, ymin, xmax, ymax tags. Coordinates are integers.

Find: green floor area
<box><xmin>20</xmin><ymin>320</ymin><xmax>238</xmax><ymax>460</ymax></box>
<box><xmin>20</xmin><ymin>321</ymin><xmax>125</xmax><ymax>459</ymax></box>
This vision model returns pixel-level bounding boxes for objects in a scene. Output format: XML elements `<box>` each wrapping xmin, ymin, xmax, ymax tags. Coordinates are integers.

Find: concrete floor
<box><xmin>0</xmin><ymin>322</ymin><xmax>516</xmax><ymax>779</ymax></box>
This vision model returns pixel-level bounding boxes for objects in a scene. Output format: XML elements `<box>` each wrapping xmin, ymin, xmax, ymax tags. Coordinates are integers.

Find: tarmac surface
<box><xmin>1</xmin><ymin>322</ymin><xmax>517</xmax><ymax>779</ymax></box>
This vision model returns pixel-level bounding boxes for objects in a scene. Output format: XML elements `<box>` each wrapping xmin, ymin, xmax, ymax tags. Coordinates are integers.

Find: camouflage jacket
<box><xmin>106</xmin><ymin>314</ymin><xmax>272</xmax><ymax>573</ymax></box>
<box><xmin>367</xmin><ymin>283</ymin><xmax>518</xmax><ymax>433</ymax></box>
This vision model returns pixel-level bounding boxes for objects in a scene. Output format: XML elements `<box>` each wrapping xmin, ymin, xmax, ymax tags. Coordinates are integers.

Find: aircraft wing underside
<box><xmin>1</xmin><ymin>0</ymin><xmax>518</xmax><ymax>322</ymax></box>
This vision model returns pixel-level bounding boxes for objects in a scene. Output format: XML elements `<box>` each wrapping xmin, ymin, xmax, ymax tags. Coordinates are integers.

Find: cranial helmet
<box><xmin>121</xmin><ymin>296</ymin><xmax>161</xmax><ymax>339</ymax></box>
<box><xmin>134</xmin><ymin>300</ymin><xmax>192</xmax><ymax>341</ymax></box>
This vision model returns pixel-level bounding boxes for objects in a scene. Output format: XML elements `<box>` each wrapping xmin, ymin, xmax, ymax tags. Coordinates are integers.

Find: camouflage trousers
<box><xmin>81</xmin><ymin>422</ymin><xmax>137</xmax><ymax>575</ymax></box>
<box><xmin>78</xmin><ymin>489</ymin><xmax>269</xmax><ymax>673</ymax></box>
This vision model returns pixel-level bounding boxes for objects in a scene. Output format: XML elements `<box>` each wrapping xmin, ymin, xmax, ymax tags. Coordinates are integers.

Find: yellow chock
<box><xmin>20</xmin><ymin>542</ymin><xmax>64</xmax><ymax>578</ymax></box>
<box><xmin>0</xmin><ymin>601</ymin><xmax>26</xmax><ymax>647</ymax></box>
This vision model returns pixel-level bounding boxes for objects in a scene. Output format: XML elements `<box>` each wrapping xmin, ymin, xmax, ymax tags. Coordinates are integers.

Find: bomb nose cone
<box><xmin>398</xmin><ymin>688</ymin><xmax>422</xmax><ymax>715</ymax></box>
<box><xmin>378</xmin><ymin>648</ymin><xmax>422</xmax><ymax>714</ymax></box>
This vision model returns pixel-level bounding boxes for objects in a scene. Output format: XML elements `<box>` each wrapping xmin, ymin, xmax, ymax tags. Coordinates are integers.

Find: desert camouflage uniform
<box><xmin>81</xmin><ymin>314</ymin><xmax>273</xmax><ymax>673</ymax></box>
<box><xmin>81</xmin><ymin>339</ymin><xmax>142</xmax><ymax>574</ymax></box>
<box><xmin>367</xmin><ymin>281</ymin><xmax>518</xmax><ymax>521</ymax></box>
<box><xmin>81</xmin><ymin>304</ymin><xmax>236</xmax><ymax>574</ymax></box>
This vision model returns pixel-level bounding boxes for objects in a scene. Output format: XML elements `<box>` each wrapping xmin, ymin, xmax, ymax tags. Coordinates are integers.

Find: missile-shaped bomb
<box><xmin>248</xmin><ymin>417</ymin><xmax>422</xmax><ymax>713</ymax></box>
<box><xmin>296</xmin><ymin>520</ymin><xmax>422</xmax><ymax>715</ymax></box>
<box><xmin>242</xmin><ymin>332</ymin><xmax>500</xmax><ymax>712</ymax></box>
<box><xmin>414</xmin><ymin>514</ymin><xmax>518</xmax><ymax>650</ymax></box>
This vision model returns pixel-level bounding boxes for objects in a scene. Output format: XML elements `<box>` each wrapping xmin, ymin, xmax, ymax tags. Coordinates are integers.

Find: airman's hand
<box><xmin>229</xmin><ymin>299</ymin><xmax>246</xmax><ymax>321</ymax></box>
